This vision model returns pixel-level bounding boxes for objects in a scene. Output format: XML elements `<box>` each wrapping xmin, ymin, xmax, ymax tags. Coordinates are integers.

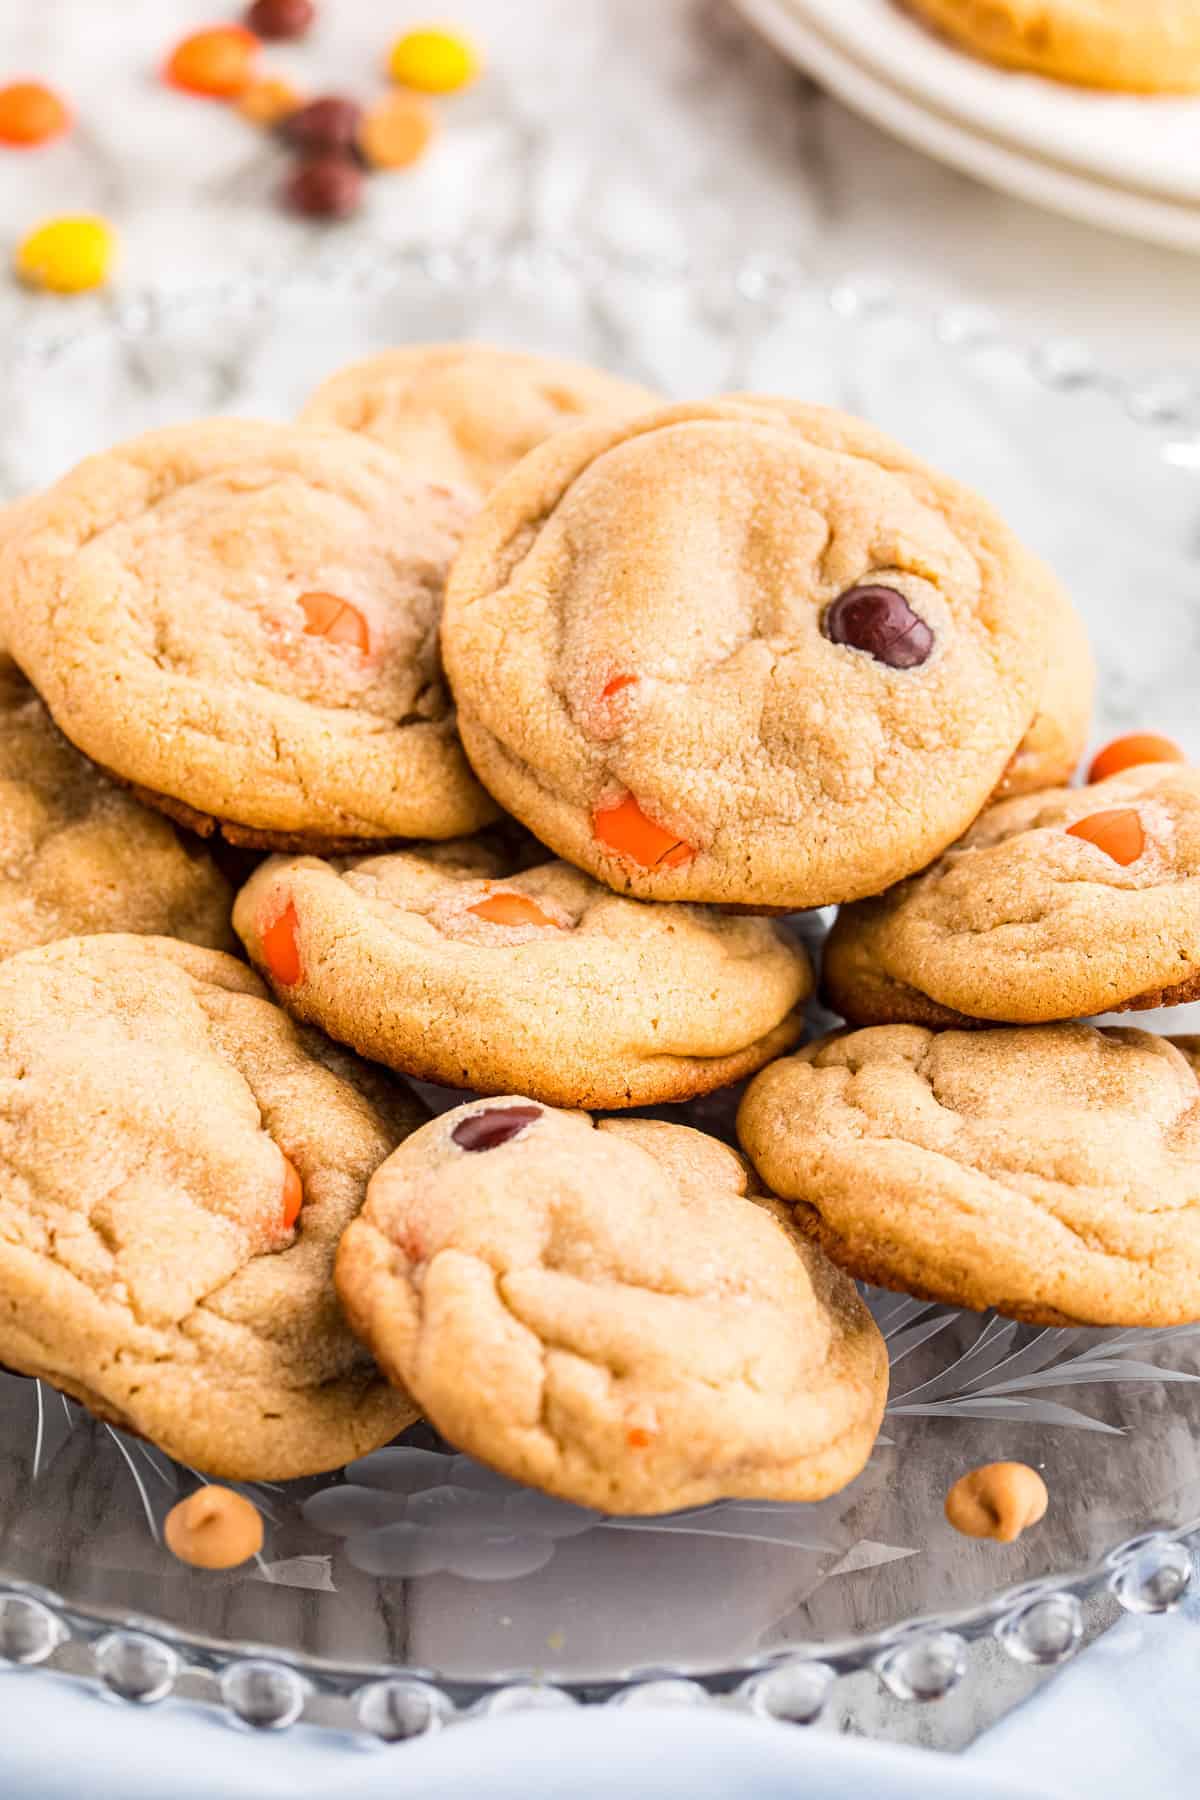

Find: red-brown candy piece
<box><xmin>282</xmin><ymin>94</ymin><xmax>361</xmax><ymax>153</ymax></box>
<box><xmin>245</xmin><ymin>0</ymin><xmax>315</xmax><ymax>40</ymax></box>
<box><xmin>451</xmin><ymin>1106</ymin><xmax>543</xmax><ymax>1152</ymax></box>
<box><xmin>823</xmin><ymin>584</ymin><xmax>934</xmax><ymax>670</ymax></box>
<box><xmin>282</xmin><ymin>154</ymin><xmax>363</xmax><ymax>219</ymax></box>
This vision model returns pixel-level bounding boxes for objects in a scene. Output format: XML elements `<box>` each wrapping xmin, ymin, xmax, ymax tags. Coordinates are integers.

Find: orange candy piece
<box><xmin>165</xmin><ymin>27</ymin><xmax>259</xmax><ymax>99</ymax></box>
<box><xmin>469</xmin><ymin>892</ymin><xmax>562</xmax><ymax>929</ymax></box>
<box><xmin>626</xmin><ymin>1426</ymin><xmax>653</xmax><ymax>1449</ymax></box>
<box><xmin>238</xmin><ymin>75</ymin><xmax>303</xmax><ymax>127</ymax></box>
<box><xmin>298</xmin><ymin>590</ymin><xmax>370</xmax><ymax>653</ymax></box>
<box><xmin>358</xmin><ymin>92</ymin><xmax>437</xmax><ymax>170</ymax></box>
<box><xmin>0</xmin><ymin>82</ymin><xmax>71</xmax><ymax>147</ymax></box>
<box><xmin>280</xmin><ymin>1155</ymin><xmax>303</xmax><ymax>1231</ymax></box>
<box><xmin>1088</xmin><ymin>732</ymin><xmax>1186</xmax><ymax>784</ymax></box>
<box><xmin>261</xmin><ymin>900</ymin><xmax>302</xmax><ymax>986</ymax></box>
<box><xmin>601</xmin><ymin>673</ymin><xmax>638</xmax><ymax>701</ymax></box>
<box><xmin>592</xmin><ymin>792</ymin><xmax>695</xmax><ymax>871</ymax></box>
<box><xmin>1065</xmin><ymin>809</ymin><xmax>1145</xmax><ymax>866</ymax></box>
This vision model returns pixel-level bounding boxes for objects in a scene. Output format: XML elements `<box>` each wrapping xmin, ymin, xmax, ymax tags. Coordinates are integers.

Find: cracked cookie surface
<box><xmin>905</xmin><ymin>0</ymin><xmax>1200</xmax><ymax>93</ymax></box>
<box><xmin>0</xmin><ymin>933</ymin><xmax>426</xmax><ymax>1477</ymax></box>
<box><xmin>300</xmin><ymin>342</ymin><xmax>658</xmax><ymax>498</ymax></box>
<box><xmin>824</xmin><ymin>763</ymin><xmax>1200</xmax><ymax>1026</ymax></box>
<box><xmin>0</xmin><ymin>419</ymin><xmax>495</xmax><ymax>848</ymax></box>
<box><xmin>336</xmin><ymin>1100</ymin><xmax>887</xmax><ymax>1513</ymax></box>
<box><xmin>738</xmin><ymin>1022</ymin><xmax>1200</xmax><ymax>1326</ymax></box>
<box><xmin>233</xmin><ymin>836</ymin><xmax>810</xmax><ymax>1108</ymax></box>
<box><xmin>442</xmin><ymin>398</ymin><xmax>1086</xmax><ymax>908</ymax></box>
<box><xmin>0</xmin><ymin>659</ymin><xmax>234</xmax><ymax>959</ymax></box>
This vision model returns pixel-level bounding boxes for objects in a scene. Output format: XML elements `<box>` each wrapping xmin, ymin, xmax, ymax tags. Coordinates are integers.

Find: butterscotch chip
<box><xmin>165</xmin><ymin>1486</ymin><xmax>264</xmax><ymax>1569</ymax></box>
<box><xmin>0</xmin><ymin>933</ymin><xmax>426</xmax><ymax>1478</ymax></box>
<box><xmin>232</xmin><ymin>838</ymin><xmax>811</xmax><ymax>1108</ymax></box>
<box><xmin>825</xmin><ymin>764</ymin><xmax>1200</xmax><ymax>1026</ymax></box>
<box><xmin>300</xmin><ymin>342</ymin><xmax>658</xmax><ymax>498</ymax></box>
<box><xmin>336</xmin><ymin>1100</ymin><xmax>888</xmax><ymax>1514</ymax></box>
<box><xmin>0</xmin><ymin>420</ymin><xmax>494</xmax><ymax>849</ymax></box>
<box><xmin>442</xmin><ymin>398</ymin><xmax>1089</xmax><ymax>910</ymax></box>
<box><xmin>738</xmin><ymin>1022</ymin><xmax>1200</xmax><ymax>1327</ymax></box>
<box><xmin>945</xmin><ymin>1463</ymin><xmax>1048</xmax><ymax>1543</ymax></box>
<box><xmin>0</xmin><ymin>659</ymin><xmax>233</xmax><ymax>961</ymax></box>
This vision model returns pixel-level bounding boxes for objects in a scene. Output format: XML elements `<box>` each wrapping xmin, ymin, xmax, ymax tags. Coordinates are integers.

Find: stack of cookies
<box><xmin>0</xmin><ymin>343</ymin><xmax>1194</xmax><ymax>1517</ymax></box>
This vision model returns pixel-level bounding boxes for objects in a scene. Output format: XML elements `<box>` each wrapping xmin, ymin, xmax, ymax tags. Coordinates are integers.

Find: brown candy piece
<box><xmin>823</xmin><ymin>583</ymin><xmax>934</xmax><ymax>670</ymax></box>
<box><xmin>944</xmin><ymin>1462</ymin><xmax>1048</xmax><ymax>1543</ymax></box>
<box><xmin>245</xmin><ymin>0</ymin><xmax>315</xmax><ymax>39</ymax></box>
<box><xmin>451</xmin><ymin>1105</ymin><xmax>543</xmax><ymax>1153</ymax></box>
<box><xmin>164</xmin><ymin>1486</ymin><xmax>264</xmax><ymax>1570</ymax></box>
<box><xmin>282</xmin><ymin>154</ymin><xmax>363</xmax><ymax>219</ymax></box>
<box><xmin>282</xmin><ymin>94</ymin><xmax>362</xmax><ymax>153</ymax></box>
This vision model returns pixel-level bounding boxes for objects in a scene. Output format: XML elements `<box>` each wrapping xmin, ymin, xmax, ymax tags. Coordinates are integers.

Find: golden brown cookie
<box><xmin>300</xmin><ymin>342</ymin><xmax>658</xmax><ymax>498</ymax></box>
<box><xmin>824</xmin><ymin>763</ymin><xmax>1200</xmax><ymax>1026</ymax></box>
<box><xmin>738</xmin><ymin>1022</ymin><xmax>1200</xmax><ymax>1326</ymax></box>
<box><xmin>0</xmin><ymin>420</ymin><xmax>496</xmax><ymax>850</ymax></box>
<box><xmin>904</xmin><ymin>0</ymin><xmax>1200</xmax><ymax>94</ymax></box>
<box><xmin>232</xmin><ymin>837</ymin><xmax>810</xmax><ymax>1108</ymax></box>
<box><xmin>995</xmin><ymin>568</ymin><xmax>1092</xmax><ymax>797</ymax></box>
<box><xmin>0</xmin><ymin>933</ymin><xmax>427</xmax><ymax>1478</ymax></box>
<box><xmin>443</xmin><ymin>398</ymin><xmax>1081</xmax><ymax>909</ymax></box>
<box><xmin>0</xmin><ymin>659</ymin><xmax>234</xmax><ymax>960</ymax></box>
<box><xmin>1174</xmin><ymin>1037</ymin><xmax>1200</xmax><ymax>1077</ymax></box>
<box><xmin>337</xmin><ymin>1100</ymin><xmax>887</xmax><ymax>1513</ymax></box>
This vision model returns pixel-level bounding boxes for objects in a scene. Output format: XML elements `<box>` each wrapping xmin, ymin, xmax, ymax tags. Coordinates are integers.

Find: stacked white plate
<box><xmin>734</xmin><ymin>0</ymin><xmax>1200</xmax><ymax>252</ymax></box>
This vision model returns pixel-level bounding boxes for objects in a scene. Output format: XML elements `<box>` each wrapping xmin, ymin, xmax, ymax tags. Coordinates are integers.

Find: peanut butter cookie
<box><xmin>905</xmin><ymin>0</ymin><xmax>1200</xmax><ymax>94</ymax></box>
<box><xmin>0</xmin><ymin>659</ymin><xmax>233</xmax><ymax>960</ymax></box>
<box><xmin>442</xmin><ymin>398</ymin><xmax>1085</xmax><ymax>909</ymax></box>
<box><xmin>300</xmin><ymin>342</ymin><xmax>658</xmax><ymax>497</ymax></box>
<box><xmin>0</xmin><ymin>420</ymin><xmax>495</xmax><ymax>850</ymax></box>
<box><xmin>233</xmin><ymin>837</ymin><xmax>810</xmax><ymax>1108</ymax></box>
<box><xmin>739</xmin><ymin>1022</ymin><xmax>1200</xmax><ymax>1326</ymax></box>
<box><xmin>824</xmin><ymin>763</ymin><xmax>1200</xmax><ymax>1026</ymax></box>
<box><xmin>337</xmin><ymin>1100</ymin><xmax>887</xmax><ymax>1513</ymax></box>
<box><xmin>0</xmin><ymin>933</ymin><xmax>426</xmax><ymax>1477</ymax></box>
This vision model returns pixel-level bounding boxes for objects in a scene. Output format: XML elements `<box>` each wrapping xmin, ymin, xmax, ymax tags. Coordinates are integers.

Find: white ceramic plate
<box><xmin>733</xmin><ymin>0</ymin><xmax>1200</xmax><ymax>253</ymax></box>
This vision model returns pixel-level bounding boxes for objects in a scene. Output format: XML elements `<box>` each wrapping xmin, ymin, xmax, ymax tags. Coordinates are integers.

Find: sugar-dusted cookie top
<box><xmin>337</xmin><ymin>1100</ymin><xmax>887</xmax><ymax>1513</ymax></box>
<box><xmin>443</xmin><ymin>398</ymin><xmax>1080</xmax><ymax>908</ymax></box>
<box><xmin>739</xmin><ymin>1023</ymin><xmax>1200</xmax><ymax>1326</ymax></box>
<box><xmin>301</xmin><ymin>342</ymin><xmax>658</xmax><ymax>497</ymax></box>
<box><xmin>0</xmin><ymin>420</ymin><xmax>495</xmax><ymax>849</ymax></box>
<box><xmin>233</xmin><ymin>836</ymin><xmax>810</xmax><ymax>1108</ymax></box>
<box><xmin>824</xmin><ymin>762</ymin><xmax>1200</xmax><ymax>1026</ymax></box>
<box><xmin>0</xmin><ymin>933</ymin><xmax>426</xmax><ymax>1477</ymax></box>
<box><xmin>0</xmin><ymin>659</ymin><xmax>234</xmax><ymax>960</ymax></box>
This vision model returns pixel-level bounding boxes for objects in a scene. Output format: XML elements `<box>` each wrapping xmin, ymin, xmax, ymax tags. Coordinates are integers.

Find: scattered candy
<box><xmin>387</xmin><ymin>26</ymin><xmax>481</xmax><ymax>94</ymax></box>
<box><xmin>469</xmin><ymin>893</ymin><xmax>563</xmax><ymax>929</ymax></box>
<box><xmin>165</xmin><ymin>1486</ymin><xmax>264</xmax><ymax>1570</ymax></box>
<box><xmin>282</xmin><ymin>153</ymin><xmax>364</xmax><ymax>218</ymax></box>
<box><xmin>261</xmin><ymin>901</ymin><xmax>302</xmax><ymax>985</ymax></box>
<box><xmin>281</xmin><ymin>1154</ymin><xmax>303</xmax><ymax>1230</ymax></box>
<box><xmin>1088</xmin><ymin>731</ymin><xmax>1186</xmax><ymax>784</ymax></box>
<box><xmin>282</xmin><ymin>93</ymin><xmax>362</xmax><ymax>153</ymax></box>
<box><xmin>164</xmin><ymin>25</ymin><xmax>259</xmax><ymax>98</ymax></box>
<box><xmin>1065</xmin><ymin>808</ymin><xmax>1145</xmax><ymax>866</ymax></box>
<box><xmin>0</xmin><ymin>81</ymin><xmax>71</xmax><ymax>148</ymax></box>
<box><xmin>823</xmin><ymin>584</ymin><xmax>934</xmax><ymax>670</ymax></box>
<box><xmin>592</xmin><ymin>792</ymin><xmax>695</xmax><ymax>870</ymax></box>
<box><xmin>298</xmin><ymin>590</ymin><xmax>369</xmax><ymax>650</ymax></box>
<box><xmin>15</xmin><ymin>215</ymin><xmax>115</xmax><ymax>293</ymax></box>
<box><xmin>245</xmin><ymin>0</ymin><xmax>316</xmax><ymax>41</ymax></box>
<box><xmin>451</xmin><ymin>1105</ymin><xmax>543</xmax><ymax>1152</ymax></box>
<box><xmin>238</xmin><ymin>74</ymin><xmax>303</xmax><ymax>127</ymax></box>
<box><xmin>358</xmin><ymin>91</ymin><xmax>437</xmax><ymax>170</ymax></box>
<box><xmin>945</xmin><ymin>1462</ymin><xmax>1048</xmax><ymax>1543</ymax></box>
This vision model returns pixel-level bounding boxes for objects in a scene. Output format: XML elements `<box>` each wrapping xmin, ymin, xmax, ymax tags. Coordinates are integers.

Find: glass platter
<box><xmin>1</xmin><ymin>244</ymin><xmax>1199</xmax><ymax>1732</ymax></box>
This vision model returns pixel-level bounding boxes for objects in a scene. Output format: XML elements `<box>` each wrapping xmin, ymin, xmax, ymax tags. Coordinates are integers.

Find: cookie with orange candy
<box><xmin>233</xmin><ymin>833</ymin><xmax>811</xmax><ymax>1108</ymax></box>
<box><xmin>0</xmin><ymin>933</ymin><xmax>426</xmax><ymax>1478</ymax></box>
<box><xmin>336</xmin><ymin>1099</ymin><xmax>887</xmax><ymax>1513</ymax></box>
<box><xmin>823</xmin><ymin>741</ymin><xmax>1200</xmax><ymax>1025</ymax></box>
<box><xmin>441</xmin><ymin>398</ymin><xmax>1091</xmax><ymax>910</ymax></box>
<box><xmin>0</xmin><ymin>420</ymin><xmax>496</xmax><ymax>850</ymax></box>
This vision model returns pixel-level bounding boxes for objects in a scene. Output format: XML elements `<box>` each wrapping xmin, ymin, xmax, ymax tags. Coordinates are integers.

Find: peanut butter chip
<box><xmin>944</xmin><ymin>1462</ymin><xmax>1048</xmax><ymax>1543</ymax></box>
<box><xmin>164</xmin><ymin>1485</ymin><xmax>264</xmax><ymax>1570</ymax></box>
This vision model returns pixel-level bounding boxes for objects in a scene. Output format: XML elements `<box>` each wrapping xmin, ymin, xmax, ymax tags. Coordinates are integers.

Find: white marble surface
<box><xmin>0</xmin><ymin>0</ymin><xmax>1197</xmax><ymax>1759</ymax></box>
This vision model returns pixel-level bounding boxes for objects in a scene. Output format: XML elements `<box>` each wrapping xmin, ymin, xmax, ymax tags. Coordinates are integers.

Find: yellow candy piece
<box><xmin>16</xmin><ymin>215</ymin><xmax>115</xmax><ymax>293</ymax></box>
<box><xmin>387</xmin><ymin>26</ymin><xmax>481</xmax><ymax>94</ymax></box>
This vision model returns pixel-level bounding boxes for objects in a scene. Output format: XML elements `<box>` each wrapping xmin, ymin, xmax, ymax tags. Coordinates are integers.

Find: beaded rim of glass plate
<box><xmin>0</xmin><ymin>239</ymin><xmax>1198</xmax><ymax>1739</ymax></box>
